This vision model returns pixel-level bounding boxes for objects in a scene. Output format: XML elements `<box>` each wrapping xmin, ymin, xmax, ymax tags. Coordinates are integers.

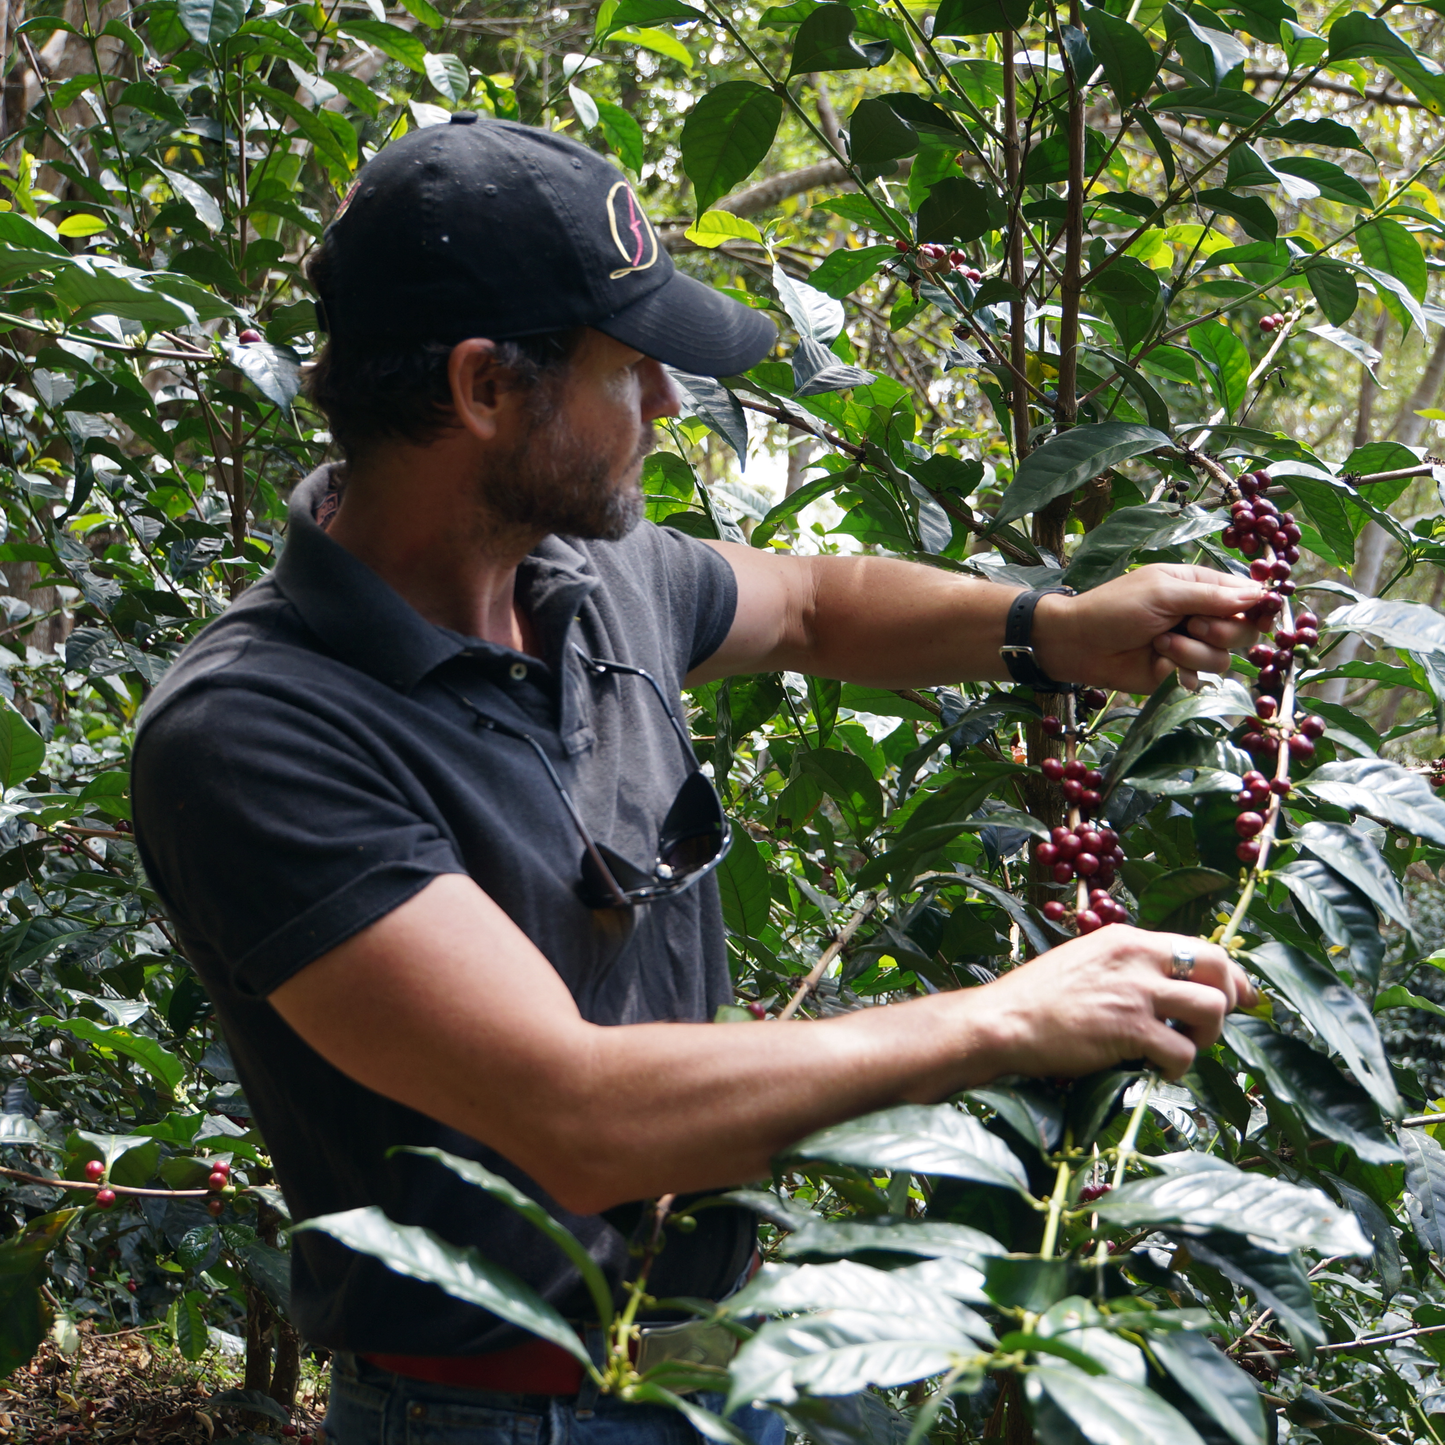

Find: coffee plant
<box><xmin>1</xmin><ymin>0</ymin><xmax>1445</xmax><ymax>1440</ymax></box>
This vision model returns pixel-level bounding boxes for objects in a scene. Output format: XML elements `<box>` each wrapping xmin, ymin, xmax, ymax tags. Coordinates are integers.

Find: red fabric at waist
<box><xmin>363</xmin><ymin>1336</ymin><xmax>586</xmax><ymax>1395</ymax></box>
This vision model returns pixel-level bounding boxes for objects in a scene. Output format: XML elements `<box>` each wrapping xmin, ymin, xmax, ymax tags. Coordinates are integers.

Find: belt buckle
<box><xmin>634</xmin><ymin>1319</ymin><xmax>736</xmax><ymax>1391</ymax></box>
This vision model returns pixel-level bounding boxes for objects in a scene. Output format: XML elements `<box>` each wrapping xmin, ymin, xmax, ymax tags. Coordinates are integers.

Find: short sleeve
<box><xmin>133</xmin><ymin>685</ymin><xmax>466</xmax><ymax>999</ymax></box>
<box><xmin>641</xmin><ymin>525</ymin><xmax>738</xmax><ymax>674</ymax></box>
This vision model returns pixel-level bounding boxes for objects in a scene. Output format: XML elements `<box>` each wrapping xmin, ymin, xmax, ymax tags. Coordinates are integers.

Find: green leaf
<box><xmin>1136</xmin><ymin>867</ymin><xmax>1234</xmax><ymax>931</ymax></box>
<box><xmin>1148</xmin><ymin>1330</ymin><xmax>1267</xmax><ymax>1445</ymax></box>
<box><xmin>773</xmin><ymin>263</ymin><xmax>844</xmax><ymax>344</ymax></box>
<box><xmin>933</xmin><ymin>0</ymin><xmax>1030</xmax><ymax>34</ymax></box>
<box><xmin>170</xmin><ymin>1290</ymin><xmax>209</xmax><ymax>1361</ymax></box>
<box><xmin>1150</xmin><ymin>86</ymin><xmax>1269</xmax><ymax>125</ymax></box>
<box><xmin>1224</xmin><ymin>1016</ymin><xmax>1399</xmax><ymax>1165</ymax></box>
<box><xmin>1085</xmin><ymin>256</ymin><xmax>1161</xmax><ymax>308</ymax></box>
<box><xmin>727</xmin><ymin>1308</ymin><xmax>981</xmax><ymax>1410</ymax></box>
<box><xmin>1356</xmin><ymin>217</ymin><xmax>1428</xmax><ymax>302</ymax></box>
<box><xmin>1327</xmin><ymin>9</ymin><xmax>1415</xmax><ymax>63</ymax></box>
<box><xmin>1083</xmin><ymin>6</ymin><xmax>1159</xmax><ymax>107</ymax></box>
<box><xmin>1169</xmin><ymin>7</ymin><xmax>1249</xmax><ymax>86</ymax></box>
<box><xmin>423</xmin><ymin>52</ymin><xmax>469</xmax><ymax>102</ymax></box>
<box><xmin>1274</xmin><ymin>857</ymin><xmax>1383</xmax><ymax>991</ymax></box>
<box><xmin>1297</xmin><ymin>758</ymin><xmax>1445</xmax><ymax>849</ymax></box>
<box><xmin>0</xmin><ymin>706</ymin><xmax>45</xmax><ymax>790</ymax></box>
<box><xmin>1323</xmin><ymin>595</ymin><xmax>1445</xmax><ymax>656</ymax></box>
<box><xmin>1375</xmin><ymin>983</ymin><xmax>1445</xmax><ymax>1019</ymax></box>
<box><xmin>393</xmin><ymin>1146</ymin><xmax>614</xmax><ymax>1330</ymax></box>
<box><xmin>788</xmin><ymin>3</ymin><xmax>892</xmax><ymax>74</ymax></box>
<box><xmin>1295</xmin><ymin>821</ymin><xmax>1410</xmax><ymax>933</ymax></box>
<box><xmin>807</xmin><ymin>244</ymin><xmax>895</xmax><ymax>299</ymax></box>
<box><xmin>723</xmin><ymin>1260</ymin><xmax>995</xmax><ymax>1344</ymax></box>
<box><xmin>681</xmin><ymin>81</ymin><xmax>783</xmax><ymax>216</ymax></box>
<box><xmin>226</xmin><ymin>341</ymin><xmax>301</xmax><ymax>411</ymax></box>
<box><xmin>781</xmin><ymin>1103</ymin><xmax>1030</xmax><ymax>1193</ymax></box>
<box><xmin>1064</xmin><ymin>504</ymin><xmax>1220</xmax><ymax>592</ymax></box>
<box><xmin>992</xmin><ymin>422</ymin><xmax>1172</xmax><ymax>528</ymax></box>
<box><xmin>717</xmin><ymin>829</ymin><xmax>771</xmax><ymax>942</ymax></box>
<box><xmin>964</xmin><ymin>1084</ymin><xmax>1064</xmax><ymax>1154</ymax></box>
<box><xmin>597</xmin><ymin>0</ymin><xmax>703</xmax><ymax>38</ymax></box>
<box><xmin>848</xmin><ymin>97</ymin><xmax>918</xmax><ymax>167</ymax></box>
<box><xmin>1266</xmin><ymin>117</ymin><xmax>1365</xmax><ymax>150</ymax></box>
<box><xmin>686</xmin><ymin>210</ymin><xmax>762</xmax><ymax>251</ymax></box>
<box><xmin>1182</xmin><ymin>1231</ymin><xmax>1322</xmax><ymax>1358</ymax></box>
<box><xmin>667</xmin><ymin>369</ymin><xmax>749</xmax><ymax>462</ymax></box>
<box><xmin>296</xmin><ymin>1208</ymin><xmax>594</xmax><ymax>1366</ymax></box>
<box><xmin>1028</xmin><ymin>1364</ymin><xmax>1205</xmax><ymax>1445</ymax></box>
<box><xmin>79</xmin><ymin>770</ymin><xmax>131</xmax><ymax>821</ymax></box>
<box><xmin>1105</xmin><ymin>673</ymin><xmax>1255</xmax><ymax>791</ymax></box>
<box><xmin>178</xmin><ymin>0</ymin><xmax>244</xmax><ymax>45</ymax></box>
<box><xmin>337</xmin><ymin>18</ymin><xmax>428</xmax><ymax>71</ymax></box>
<box><xmin>1271</xmin><ymin>158</ymin><xmax>1371</xmax><ymax>209</ymax></box>
<box><xmin>1401</xmin><ymin>1127</ymin><xmax>1445</xmax><ymax>1256</ymax></box>
<box><xmin>596</xmin><ymin>98</ymin><xmax>645</xmax><ymax>171</ymax></box>
<box><xmin>1094</xmin><ymin>1155</ymin><xmax>1371</xmax><ymax>1256</ymax></box>
<box><xmin>1189</xmin><ymin>319</ymin><xmax>1251</xmax><ymax>416</ymax></box>
<box><xmin>916</xmin><ymin>175</ymin><xmax>1005</xmax><ymax>245</ymax></box>
<box><xmin>1303</xmin><ymin>260</ymin><xmax>1359</xmax><ymax>327</ymax></box>
<box><xmin>779</xmin><ymin>1215</ymin><xmax>1003</xmax><ymax>1268</ymax></box>
<box><xmin>398</xmin><ymin>0</ymin><xmax>443</xmax><ymax>24</ymax></box>
<box><xmin>0</xmin><ymin>1210</ymin><xmax>76</xmax><ymax>1379</ymax></box>
<box><xmin>1247</xmin><ymin>937</ymin><xmax>1401</xmax><ymax>1120</ymax></box>
<box><xmin>42</xmin><ymin>1017</ymin><xmax>184</xmax><ymax>1092</ymax></box>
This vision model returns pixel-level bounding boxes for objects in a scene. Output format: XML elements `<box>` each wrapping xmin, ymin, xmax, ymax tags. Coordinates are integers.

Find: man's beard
<box><xmin>480</xmin><ymin>383</ymin><xmax>654</xmax><ymax>541</ymax></box>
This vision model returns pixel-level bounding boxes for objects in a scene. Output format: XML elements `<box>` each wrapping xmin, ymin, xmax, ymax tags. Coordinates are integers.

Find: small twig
<box><xmin>1316</xmin><ymin>1321</ymin><xmax>1445</xmax><ymax>1355</ymax></box>
<box><xmin>0</xmin><ymin>1165</ymin><xmax>211</xmax><ymax>1198</ymax></box>
<box><xmin>777</xmin><ymin>895</ymin><xmax>879</xmax><ymax>1020</ymax></box>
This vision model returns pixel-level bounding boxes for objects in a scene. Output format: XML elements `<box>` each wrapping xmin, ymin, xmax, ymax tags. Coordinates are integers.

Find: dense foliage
<box><xmin>1</xmin><ymin>0</ymin><xmax>1444</xmax><ymax>1439</ymax></box>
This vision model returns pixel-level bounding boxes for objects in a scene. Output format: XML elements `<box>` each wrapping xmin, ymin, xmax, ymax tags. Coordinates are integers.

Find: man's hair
<box><xmin>303</xmin><ymin>242</ymin><xmax>582</xmax><ymax>462</ymax></box>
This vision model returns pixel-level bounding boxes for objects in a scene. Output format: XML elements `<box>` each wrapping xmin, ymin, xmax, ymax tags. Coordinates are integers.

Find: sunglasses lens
<box><xmin>657</xmin><ymin>771</ymin><xmax>725</xmax><ymax>872</ymax></box>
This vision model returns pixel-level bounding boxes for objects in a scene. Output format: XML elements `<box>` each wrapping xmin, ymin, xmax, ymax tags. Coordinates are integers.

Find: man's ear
<box><xmin>448</xmin><ymin>339</ymin><xmax>505</xmax><ymax>442</ymax></box>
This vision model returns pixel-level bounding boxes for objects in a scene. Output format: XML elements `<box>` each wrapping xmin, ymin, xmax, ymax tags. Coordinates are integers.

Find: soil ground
<box><xmin>0</xmin><ymin>1329</ymin><xmax>328</xmax><ymax>1444</ymax></box>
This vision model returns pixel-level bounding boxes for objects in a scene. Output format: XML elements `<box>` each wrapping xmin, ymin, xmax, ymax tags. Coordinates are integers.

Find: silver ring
<box><xmin>1170</xmin><ymin>944</ymin><xmax>1196</xmax><ymax>981</ymax></box>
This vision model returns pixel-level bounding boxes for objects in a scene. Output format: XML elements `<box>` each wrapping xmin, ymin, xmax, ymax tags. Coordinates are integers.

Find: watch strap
<box><xmin>1000</xmin><ymin>586</ymin><xmax>1077</xmax><ymax>691</ymax></box>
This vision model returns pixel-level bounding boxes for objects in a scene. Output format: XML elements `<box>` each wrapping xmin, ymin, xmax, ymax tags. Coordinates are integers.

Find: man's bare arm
<box><xmin>268</xmin><ymin>874</ymin><xmax>1252</xmax><ymax>1215</ymax></box>
<box><xmin>690</xmin><ymin>545</ymin><xmax>1263</xmax><ymax>693</ymax></box>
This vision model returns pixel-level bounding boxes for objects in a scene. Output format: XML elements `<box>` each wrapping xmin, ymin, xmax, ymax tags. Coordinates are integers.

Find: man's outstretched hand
<box><xmin>1033</xmin><ymin>564</ymin><xmax>1264</xmax><ymax>694</ymax></box>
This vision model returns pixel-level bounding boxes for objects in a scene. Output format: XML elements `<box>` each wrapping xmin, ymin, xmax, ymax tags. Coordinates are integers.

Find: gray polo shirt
<box><xmin>132</xmin><ymin>466</ymin><xmax>755</xmax><ymax>1355</ymax></box>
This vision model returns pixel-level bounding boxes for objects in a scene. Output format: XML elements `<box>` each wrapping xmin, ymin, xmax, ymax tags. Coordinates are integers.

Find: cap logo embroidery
<box><xmin>605</xmin><ymin>181</ymin><xmax>658</xmax><ymax>280</ymax></box>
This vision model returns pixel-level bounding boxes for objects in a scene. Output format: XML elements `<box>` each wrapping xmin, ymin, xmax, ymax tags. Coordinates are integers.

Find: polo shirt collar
<box><xmin>274</xmin><ymin>466</ymin><xmax>601</xmax><ymax>710</ymax></box>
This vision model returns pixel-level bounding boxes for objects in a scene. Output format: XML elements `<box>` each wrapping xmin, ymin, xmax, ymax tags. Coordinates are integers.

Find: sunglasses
<box><xmin>444</xmin><ymin>650</ymin><xmax>731</xmax><ymax>909</ymax></box>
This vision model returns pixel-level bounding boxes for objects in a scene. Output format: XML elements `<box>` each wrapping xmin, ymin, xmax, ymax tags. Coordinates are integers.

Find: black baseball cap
<box><xmin>315</xmin><ymin>115</ymin><xmax>776</xmax><ymax>378</ymax></box>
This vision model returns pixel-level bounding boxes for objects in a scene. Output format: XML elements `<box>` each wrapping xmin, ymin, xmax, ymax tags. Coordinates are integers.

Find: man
<box><xmin>132</xmin><ymin>116</ymin><xmax>1258</xmax><ymax>1443</ymax></box>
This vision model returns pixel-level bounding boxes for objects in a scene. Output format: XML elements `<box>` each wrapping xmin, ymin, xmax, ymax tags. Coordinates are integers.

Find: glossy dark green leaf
<box><xmin>787</xmin><ymin>3</ymin><xmax>891</xmax><ymax>74</ymax></box>
<box><xmin>1123</xmin><ymin>731</ymin><xmax>1249</xmax><ymax>797</ymax></box>
<box><xmin>1267</xmin><ymin>117</ymin><xmax>1366</xmax><ymax>150</ymax></box>
<box><xmin>1272</xmin><ymin>465</ymin><xmax>1356</xmax><ymax>565</ymax></box>
<box><xmin>0</xmin><ymin>707</ymin><xmax>45</xmax><ymax>791</ymax></box>
<box><xmin>915</xmin><ymin>175</ymin><xmax>1004</xmax><ymax>245</ymax></box>
<box><xmin>1323</xmin><ymin>596</ymin><xmax>1445</xmax><ymax>658</ymax></box>
<box><xmin>1400</xmin><ymin>1127</ymin><xmax>1445</xmax><ymax>1256</ymax></box>
<box><xmin>1194</xmin><ymin>188</ymin><xmax>1276</xmax><ymax>242</ymax></box>
<box><xmin>680</xmin><ymin>81</ymin><xmax>783</xmax><ymax>213</ymax></box>
<box><xmin>781</xmin><ymin>1103</ymin><xmax>1029</xmax><ymax>1192</ymax></box>
<box><xmin>1066</xmin><ymin>1069</ymin><xmax>1140</xmax><ymax>1149</ymax></box>
<box><xmin>0</xmin><ymin>1210</ymin><xmax>74</xmax><ymax>1379</ymax></box>
<box><xmin>993</xmin><ymin>423</ymin><xmax>1172</xmax><ymax>528</ymax></box>
<box><xmin>226</xmin><ymin>341</ymin><xmax>301</xmax><ymax>410</ymax></box>
<box><xmin>726</xmin><ymin>1308</ymin><xmax>980</xmax><ymax>1410</ymax></box>
<box><xmin>1083</xmin><ymin>6</ymin><xmax>1159</xmax><ymax>107</ymax></box>
<box><xmin>597</xmin><ymin>99</ymin><xmax>645</xmax><ymax>171</ymax></box>
<box><xmin>178</xmin><ymin>0</ymin><xmax>244</xmax><ymax>44</ymax></box>
<box><xmin>848</xmin><ymin>98</ymin><xmax>918</xmax><ymax>168</ymax></box>
<box><xmin>296</xmin><ymin>1207</ymin><xmax>594</xmax><ymax>1365</ymax></box>
<box><xmin>965</xmin><ymin>1084</ymin><xmax>1065</xmax><ymax>1154</ymax></box>
<box><xmin>807</xmin><ymin>245</ymin><xmax>895</xmax><ymax>300</ymax></box>
<box><xmin>1150</xmin><ymin>86</ymin><xmax>1268</xmax><ymax>124</ymax></box>
<box><xmin>1085</xmin><ymin>256</ymin><xmax>1161</xmax><ymax>308</ymax></box>
<box><xmin>1167</xmin><ymin>6</ymin><xmax>1248</xmax><ymax>85</ymax></box>
<box><xmin>1105</xmin><ymin>673</ymin><xmax>1254</xmax><ymax>791</ymax></box>
<box><xmin>1295</xmin><ymin>822</ymin><xmax>1410</xmax><ymax>934</ymax></box>
<box><xmin>1332</xmin><ymin>1176</ymin><xmax>1403</xmax><ymax>1301</ymax></box>
<box><xmin>1224</xmin><ymin>1016</ymin><xmax>1398</xmax><ymax>1165</ymax></box>
<box><xmin>798</xmin><ymin>748</ymin><xmax>883</xmax><ymax>839</ymax></box>
<box><xmin>169</xmin><ymin>1289</ymin><xmax>209</xmax><ymax>1361</ymax></box>
<box><xmin>1094</xmin><ymin>1155</ymin><xmax>1370</xmax><ymax>1255</ymax></box>
<box><xmin>1274</xmin><ymin>857</ymin><xmax>1383</xmax><ymax>991</ymax></box>
<box><xmin>1272</xmin><ymin>158</ymin><xmax>1371</xmax><ymax>208</ymax></box>
<box><xmin>780</xmin><ymin>1215</ymin><xmax>1002</xmax><ymax>1267</ymax></box>
<box><xmin>337</xmin><ymin>18</ymin><xmax>427</xmax><ymax>71</ymax></box>
<box><xmin>1298</xmin><ymin>758</ymin><xmax>1445</xmax><ymax>849</ymax></box>
<box><xmin>666</xmin><ymin>368</ymin><xmax>749</xmax><ymax>461</ymax></box>
<box><xmin>933</xmin><ymin>0</ymin><xmax>1029</xmax><ymax>35</ymax></box>
<box><xmin>1356</xmin><ymin>216</ymin><xmax>1428</xmax><ymax>302</ymax></box>
<box><xmin>1180</xmin><ymin>1230</ymin><xmax>1323</xmax><ymax>1358</ymax></box>
<box><xmin>1136</xmin><ymin>867</ymin><xmax>1233</xmax><ymax>930</ymax></box>
<box><xmin>1149</xmin><ymin>1332</ymin><xmax>1266</xmax><ymax>1445</ymax></box>
<box><xmin>716</xmin><ymin>829</ymin><xmax>771</xmax><ymax>942</ymax></box>
<box><xmin>1181</xmin><ymin>1052</ymin><xmax>1253</xmax><ymax>1138</ymax></box>
<box><xmin>1027</xmin><ymin>1364</ymin><xmax>1205</xmax><ymax>1445</ymax></box>
<box><xmin>1247</xmin><ymin>938</ymin><xmax>1401</xmax><ymax>1120</ymax></box>
<box><xmin>597</xmin><ymin>0</ymin><xmax>703</xmax><ymax>38</ymax></box>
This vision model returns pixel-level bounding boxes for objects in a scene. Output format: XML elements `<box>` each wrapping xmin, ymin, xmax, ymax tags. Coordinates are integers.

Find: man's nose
<box><xmin>639</xmin><ymin>358</ymin><xmax>681</xmax><ymax>424</ymax></box>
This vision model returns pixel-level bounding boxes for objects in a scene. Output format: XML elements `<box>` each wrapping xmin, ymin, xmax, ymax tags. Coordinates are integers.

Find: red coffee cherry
<box><xmin>207</xmin><ymin>1197</ymin><xmax>225</xmax><ymax>1216</ymax></box>
<box><xmin>1235</xmin><ymin>812</ymin><xmax>1265</xmax><ymax>839</ymax></box>
<box><xmin>210</xmin><ymin>1159</ymin><xmax>231</xmax><ymax>1178</ymax></box>
<box><xmin>1076</xmin><ymin>909</ymin><xmax>1103</xmax><ymax>934</ymax></box>
<box><xmin>1269</xmin><ymin>777</ymin><xmax>1291</xmax><ymax>795</ymax></box>
<box><xmin>85</xmin><ymin>1159</ymin><xmax>105</xmax><ymax>1182</ymax></box>
<box><xmin>1236</xmin><ymin>839</ymin><xmax>1262</xmax><ymax>865</ymax></box>
<box><xmin>1075</xmin><ymin>852</ymin><xmax>1100</xmax><ymax>876</ymax></box>
<box><xmin>1259</xmin><ymin>316</ymin><xmax>1277</xmax><ymax>333</ymax></box>
<box><xmin>95</xmin><ymin>1188</ymin><xmax>116</xmax><ymax>1209</ymax></box>
<box><xmin>1041</xmin><ymin>757</ymin><xmax>1065</xmax><ymax>781</ymax></box>
<box><xmin>1043</xmin><ymin>900</ymin><xmax>1067</xmax><ymax>922</ymax></box>
<box><xmin>894</xmin><ymin>239</ymin><xmax>910</xmax><ymax>253</ymax></box>
<box><xmin>746</xmin><ymin>1001</ymin><xmax>767</xmax><ymax>1020</ymax></box>
<box><xmin>1299</xmin><ymin>715</ymin><xmax>1326</xmax><ymax>739</ymax></box>
<box><xmin>238</xmin><ymin>328</ymin><xmax>263</xmax><ymax>343</ymax></box>
<box><xmin>1052</xmin><ymin>862</ymin><xmax>1076</xmax><ymax>884</ymax></box>
<box><xmin>208</xmin><ymin>1171</ymin><xmax>229</xmax><ymax>1192</ymax></box>
<box><xmin>1041</xmin><ymin>715</ymin><xmax>1064</xmax><ymax>737</ymax></box>
<box><xmin>126</xmin><ymin>1280</ymin><xmax>137</xmax><ymax>1294</ymax></box>
<box><xmin>1079</xmin><ymin>1182</ymin><xmax>1111</xmax><ymax>1202</ymax></box>
<box><xmin>1036</xmin><ymin>842</ymin><xmax>1059</xmax><ymax>865</ymax></box>
<box><xmin>1288</xmin><ymin>734</ymin><xmax>1316</xmax><ymax>761</ymax></box>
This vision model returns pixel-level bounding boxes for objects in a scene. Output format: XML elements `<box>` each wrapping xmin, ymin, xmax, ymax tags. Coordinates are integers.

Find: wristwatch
<box><xmin>999</xmin><ymin>586</ymin><xmax>1078</xmax><ymax>691</ymax></box>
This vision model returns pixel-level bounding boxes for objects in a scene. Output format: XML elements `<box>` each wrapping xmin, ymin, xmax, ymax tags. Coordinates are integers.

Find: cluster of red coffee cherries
<box><xmin>1258</xmin><ymin>311</ymin><xmax>1289</xmax><ymax>334</ymax></box>
<box><xmin>86</xmin><ymin>1155</ymin><xmax>231</xmax><ymax>1216</ymax></box>
<box><xmin>894</xmin><ymin>239</ymin><xmax>983</xmax><ymax>282</ymax></box>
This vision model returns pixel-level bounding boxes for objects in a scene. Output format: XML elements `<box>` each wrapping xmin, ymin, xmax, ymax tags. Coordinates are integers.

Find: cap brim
<box><xmin>594</xmin><ymin>269</ymin><xmax>776</xmax><ymax>377</ymax></box>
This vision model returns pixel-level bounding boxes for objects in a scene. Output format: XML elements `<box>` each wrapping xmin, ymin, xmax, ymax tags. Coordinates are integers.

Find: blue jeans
<box><xmin>324</xmin><ymin>1351</ymin><xmax>786</xmax><ymax>1445</ymax></box>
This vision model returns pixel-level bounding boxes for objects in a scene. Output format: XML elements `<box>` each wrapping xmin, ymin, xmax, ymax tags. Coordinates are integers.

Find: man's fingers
<box><xmin>1153</xmin><ymin>629</ymin><xmax>1232</xmax><ymax>675</ymax></box>
<box><xmin>1138</xmin><ymin>1020</ymin><xmax>1198</xmax><ymax>1080</ymax></box>
<box><xmin>1186</xmin><ymin>615</ymin><xmax>1258</xmax><ymax>648</ymax></box>
<box><xmin>1153</xmin><ymin>981</ymin><xmax>1230</xmax><ymax>1049</ymax></box>
<box><xmin>1162</xmin><ymin>570</ymin><xmax>1263</xmax><ymax>620</ymax></box>
<box><xmin>1149</xmin><ymin>934</ymin><xmax>1253</xmax><ymax>1009</ymax></box>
